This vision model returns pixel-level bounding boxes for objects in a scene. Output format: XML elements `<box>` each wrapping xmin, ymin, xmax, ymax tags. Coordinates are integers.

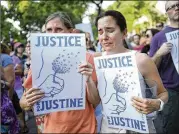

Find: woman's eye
<box><xmin>57</xmin><ymin>28</ymin><xmax>62</xmax><ymax>31</ymax></box>
<box><xmin>47</xmin><ymin>28</ymin><xmax>52</xmax><ymax>32</ymax></box>
<box><xmin>98</xmin><ymin>29</ymin><xmax>103</xmax><ymax>35</ymax></box>
<box><xmin>107</xmin><ymin>29</ymin><xmax>114</xmax><ymax>33</ymax></box>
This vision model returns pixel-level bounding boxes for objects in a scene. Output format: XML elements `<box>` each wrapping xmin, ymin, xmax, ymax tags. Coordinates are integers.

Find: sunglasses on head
<box><xmin>145</xmin><ymin>34</ymin><xmax>150</xmax><ymax>38</ymax></box>
<box><xmin>156</xmin><ymin>25</ymin><xmax>162</xmax><ymax>27</ymax></box>
<box><xmin>166</xmin><ymin>3</ymin><xmax>179</xmax><ymax>12</ymax></box>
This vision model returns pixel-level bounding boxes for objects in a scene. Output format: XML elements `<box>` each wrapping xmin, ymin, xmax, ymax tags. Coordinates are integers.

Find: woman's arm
<box><xmin>78</xmin><ymin>62</ymin><xmax>100</xmax><ymax>108</ymax></box>
<box><xmin>3</xmin><ymin>64</ymin><xmax>15</xmax><ymax>89</ymax></box>
<box><xmin>3</xmin><ymin>64</ymin><xmax>15</xmax><ymax>99</ymax></box>
<box><xmin>132</xmin><ymin>53</ymin><xmax>168</xmax><ymax>114</ymax></box>
<box><xmin>86</xmin><ymin>76</ymin><xmax>100</xmax><ymax>108</ymax></box>
<box><xmin>15</xmin><ymin>63</ymin><xmax>23</xmax><ymax>76</ymax></box>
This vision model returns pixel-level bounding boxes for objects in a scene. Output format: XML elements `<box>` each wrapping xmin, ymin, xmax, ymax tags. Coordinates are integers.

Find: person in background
<box><xmin>95</xmin><ymin>39</ymin><xmax>103</xmax><ymax>52</ymax></box>
<box><xmin>24</xmin><ymin>41</ymin><xmax>31</xmax><ymax>81</ymax></box>
<box><xmin>130</xmin><ymin>34</ymin><xmax>140</xmax><ymax>48</ymax></box>
<box><xmin>1</xmin><ymin>67</ymin><xmax>20</xmax><ymax>134</ymax></box>
<box><xmin>11</xmin><ymin>53</ymin><xmax>29</xmax><ymax>133</ymax></box>
<box><xmin>141</xmin><ymin>28</ymin><xmax>160</xmax><ymax>54</ymax></box>
<box><xmin>132</xmin><ymin>34</ymin><xmax>146</xmax><ymax>52</ymax></box>
<box><xmin>1</xmin><ymin>43</ymin><xmax>20</xmax><ymax>134</ymax></box>
<box><xmin>1</xmin><ymin>43</ymin><xmax>15</xmax><ymax>99</ymax></box>
<box><xmin>156</xmin><ymin>22</ymin><xmax>164</xmax><ymax>31</ymax></box>
<box><xmin>149</xmin><ymin>1</ymin><xmax>179</xmax><ymax>133</ymax></box>
<box><xmin>85</xmin><ymin>32</ymin><xmax>96</xmax><ymax>53</ymax></box>
<box><xmin>13</xmin><ymin>42</ymin><xmax>27</xmax><ymax>68</ymax></box>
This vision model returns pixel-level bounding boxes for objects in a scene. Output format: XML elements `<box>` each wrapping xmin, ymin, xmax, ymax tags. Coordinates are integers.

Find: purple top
<box><xmin>149</xmin><ymin>26</ymin><xmax>179</xmax><ymax>91</ymax></box>
<box><xmin>1</xmin><ymin>54</ymin><xmax>20</xmax><ymax>133</ymax></box>
<box><xmin>11</xmin><ymin>55</ymin><xmax>23</xmax><ymax>90</ymax></box>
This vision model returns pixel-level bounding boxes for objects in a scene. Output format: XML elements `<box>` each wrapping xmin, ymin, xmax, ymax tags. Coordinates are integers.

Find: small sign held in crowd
<box><xmin>165</xmin><ymin>30</ymin><xmax>179</xmax><ymax>74</ymax></box>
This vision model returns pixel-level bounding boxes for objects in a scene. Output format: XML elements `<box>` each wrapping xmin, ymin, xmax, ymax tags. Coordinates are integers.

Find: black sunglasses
<box><xmin>145</xmin><ymin>34</ymin><xmax>150</xmax><ymax>38</ymax></box>
<box><xmin>156</xmin><ymin>25</ymin><xmax>162</xmax><ymax>27</ymax></box>
<box><xmin>166</xmin><ymin>3</ymin><xmax>179</xmax><ymax>12</ymax></box>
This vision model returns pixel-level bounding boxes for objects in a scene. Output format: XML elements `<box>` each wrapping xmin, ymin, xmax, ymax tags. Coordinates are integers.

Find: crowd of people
<box><xmin>1</xmin><ymin>1</ymin><xmax>179</xmax><ymax>134</ymax></box>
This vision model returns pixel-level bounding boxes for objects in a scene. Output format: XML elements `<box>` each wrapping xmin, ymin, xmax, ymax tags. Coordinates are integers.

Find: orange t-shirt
<box><xmin>23</xmin><ymin>52</ymin><xmax>97</xmax><ymax>133</ymax></box>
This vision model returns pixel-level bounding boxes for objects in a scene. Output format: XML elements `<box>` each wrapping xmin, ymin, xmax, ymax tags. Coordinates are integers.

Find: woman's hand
<box><xmin>24</xmin><ymin>87</ymin><xmax>45</xmax><ymax>107</ymax></box>
<box><xmin>78</xmin><ymin>62</ymin><xmax>93</xmax><ymax>81</ymax></box>
<box><xmin>131</xmin><ymin>96</ymin><xmax>160</xmax><ymax>114</ymax></box>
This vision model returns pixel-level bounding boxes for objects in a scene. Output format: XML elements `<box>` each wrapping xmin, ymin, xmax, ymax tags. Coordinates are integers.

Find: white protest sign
<box><xmin>30</xmin><ymin>33</ymin><xmax>86</xmax><ymax>115</ymax></box>
<box><xmin>165</xmin><ymin>30</ymin><xmax>179</xmax><ymax>74</ymax></box>
<box><xmin>94</xmin><ymin>52</ymin><xmax>149</xmax><ymax>133</ymax></box>
<box><xmin>75</xmin><ymin>23</ymin><xmax>94</xmax><ymax>41</ymax></box>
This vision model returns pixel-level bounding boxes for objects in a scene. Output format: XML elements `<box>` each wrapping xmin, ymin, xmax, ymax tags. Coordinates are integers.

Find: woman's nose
<box><xmin>101</xmin><ymin>32</ymin><xmax>108</xmax><ymax>40</ymax></box>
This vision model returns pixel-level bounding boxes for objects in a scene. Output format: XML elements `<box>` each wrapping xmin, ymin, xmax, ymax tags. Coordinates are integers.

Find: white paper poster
<box><xmin>165</xmin><ymin>30</ymin><xmax>179</xmax><ymax>74</ymax></box>
<box><xmin>94</xmin><ymin>52</ymin><xmax>149</xmax><ymax>133</ymax></box>
<box><xmin>75</xmin><ymin>23</ymin><xmax>94</xmax><ymax>41</ymax></box>
<box><xmin>30</xmin><ymin>33</ymin><xmax>86</xmax><ymax>115</ymax></box>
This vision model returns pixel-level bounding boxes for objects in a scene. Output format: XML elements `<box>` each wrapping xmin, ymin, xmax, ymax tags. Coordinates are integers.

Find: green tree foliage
<box><xmin>107</xmin><ymin>1</ymin><xmax>167</xmax><ymax>32</ymax></box>
<box><xmin>1</xmin><ymin>0</ymin><xmax>89</xmax><ymax>42</ymax></box>
<box><xmin>1</xmin><ymin>5</ymin><xmax>21</xmax><ymax>43</ymax></box>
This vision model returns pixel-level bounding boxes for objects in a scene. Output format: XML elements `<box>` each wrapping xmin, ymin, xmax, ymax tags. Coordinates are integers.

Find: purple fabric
<box><xmin>149</xmin><ymin>26</ymin><xmax>179</xmax><ymax>90</ymax></box>
<box><xmin>1</xmin><ymin>90</ymin><xmax>20</xmax><ymax>134</ymax></box>
<box><xmin>1</xmin><ymin>54</ymin><xmax>20</xmax><ymax>133</ymax></box>
<box><xmin>11</xmin><ymin>55</ymin><xmax>23</xmax><ymax>91</ymax></box>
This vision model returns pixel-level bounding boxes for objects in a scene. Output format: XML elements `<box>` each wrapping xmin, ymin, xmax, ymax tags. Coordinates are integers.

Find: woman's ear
<box><xmin>122</xmin><ymin>28</ymin><xmax>128</xmax><ymax>39</ymax></box>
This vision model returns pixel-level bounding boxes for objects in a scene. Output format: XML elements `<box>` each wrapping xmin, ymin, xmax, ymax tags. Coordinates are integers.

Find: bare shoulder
<box><xmin>135</xmin><ymin>53</ymin><xmax>155</xmax><ymax>75</ymax></box>
<box><xmin>136</xmin><ymin>53</ymin><xmax>151</xmax><ymax>65</ymax></box>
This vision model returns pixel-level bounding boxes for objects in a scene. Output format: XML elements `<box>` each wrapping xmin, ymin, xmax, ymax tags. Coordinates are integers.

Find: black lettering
<box><xmin>53</xmin><ymin>99</ymin><xmax>59</xmax><ymax>109</ymax></box>
<box><xmin>98</xmin><ymin>60</ymin><xmax>102</xmax><ymax>69</ymax></box>
<box><xmin>57</xmin><ymin>36</ymin><xmax>63</xmax><ymax>47</ymax></box>
<box><xmin>70</xmin><ymin>98</ymin><xmax>76</xmax><ymax>107</ymax></box>
<box><xmin>75</xmin><ymin>36</ymin><xmax>81</xmax><ymax>46</ymax></box>
<box><xmin>102</xmin><ymin>59</ymin><xmax>107</xmax><ymax>68</ymax></box>
<box><xmin>120</xmin><ymin>117</ymin><xmax>125</xmax><ymax>126</ymax></box>
<box><xmin>140</xmin><ymin>121</ymin><xmax>146</xmax><ymax>131</ymax></box>
<box><xmin>108</xmin><ymin>58</ymin><xmax>113</xmax><ymax>68</ymax></box>
<box><xmin>46</xmin><ymin>100</ymin><xmax>52</xmax><ymax>110</ymax></box>
<box><xmin>126</xmin><ymin>56</ymin><xmax>132</xmax><ymax>66</ymax></box>
<box><xmin>68</xmin><ymin>36</ymin><xmax>74</xmax><ymax>46</ymax></box>
<box><xmin>42</xmin><ymin>36</ymin><xmax>49</xmax><ymax>46</ymax></box>
<box><xmin>121</xmin><ymin>56</ymin><xmax>127</xmax><ymax>67</ymax></box>
<box><xmin>50</xmin><ymin>36</ymin><xmax>56</xmax><ymax>46</ymax></box>
<box><xmin>35</xmin><ymin>36</ymin><xmax>41</xmax><ymax>46</ymax></box>
<box><xmin>134</xmin><ymin>119</ymin><xmax>140</xmax><ymax>130</ymax></box>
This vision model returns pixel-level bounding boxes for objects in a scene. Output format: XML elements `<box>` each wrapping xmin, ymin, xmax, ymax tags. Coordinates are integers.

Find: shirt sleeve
<box><xmin>23</xmin><ymin>69</ymin><xmax>32</xmax><ymax>90</ymax></box>
<box><xmin>2</xmin><ymin>54</ymin><xmax>13</xmax><ymax>67</ymax></box>
<box><xmin>149</xmin><ymin>35</ymin><xmax>160</xmax><ymax>57</ymax></box>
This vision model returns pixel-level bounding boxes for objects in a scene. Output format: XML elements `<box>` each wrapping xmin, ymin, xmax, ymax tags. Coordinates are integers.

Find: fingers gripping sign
<box><xmin>157</xmin><ymin>42</ymin><xmax>173</xmax><ymax>56</ymax></box>
<box><xmin>25</xmin><ymin>87</ymin><xmax>45</xmax><ymax>106</ymax></box>
<box><xmin>131</xmin><ymin>96</ymin><xmax>157</xmax><ymax>114</ymax></box>
<box><xmin>78</xmin><ymin>62</ymin><xmax>93</xmax><ymax>81</ymax></box>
